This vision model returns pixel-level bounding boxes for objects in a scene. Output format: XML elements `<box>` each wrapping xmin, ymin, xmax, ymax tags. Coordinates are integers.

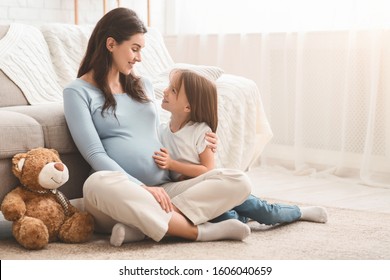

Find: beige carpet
<box><xmin>1</xmin><ymin>203</ymin><xmax>389</xmax><ymax>260</ymax></box>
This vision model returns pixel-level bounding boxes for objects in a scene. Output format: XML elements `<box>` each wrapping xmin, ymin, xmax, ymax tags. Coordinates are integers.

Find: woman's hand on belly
<box><xmin>142</xmin><ymin>185</ymin><xmax>173</xmax><ymax>213</ymax></box>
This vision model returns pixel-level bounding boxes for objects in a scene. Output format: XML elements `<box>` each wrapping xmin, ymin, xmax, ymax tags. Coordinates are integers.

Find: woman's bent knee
<box><xmin>219</xmin><ymin>168</ymin><xmax>252</xmax><ymax>202</ymax></box>
<box><xmin>83</xmin><ymin>171</ymin><xmax>128</xmax><ymax>204</ymax></box>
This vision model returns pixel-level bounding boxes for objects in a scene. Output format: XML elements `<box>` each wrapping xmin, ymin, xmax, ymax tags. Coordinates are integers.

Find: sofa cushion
<box><xmin>0</xmin><ymin>70</ymin><xmax>29</xmax><ymax>107</ymax></box>
<box><xmin>0</xmin><ymin>111</ymin><xmax>44</xmax><ymax>159</ymax></box>
<box><xmin>0</xmin><ymin>103</ymin><xmax>77</xmax><ymax>154</ymax></box>
<box><xmin>0</xmin><ymin>25</ymin><xmax>7</xmax><ymax>38</ymax></box>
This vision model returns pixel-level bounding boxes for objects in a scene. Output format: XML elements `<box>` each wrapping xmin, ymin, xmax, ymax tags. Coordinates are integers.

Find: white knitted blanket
<box><xmin>215</xmin><ymin>74</ymin><xmax>273</xmax><ymax>170</ymax></box>
<box><xmin>40</xmin><ymin>23</ymin><xmax>94</xmax><ymax>88</ymax></box>
<box><xmin>0</xmin><ymin>23</ymin><xmax>63</xmax><ymax>104</ymax></box>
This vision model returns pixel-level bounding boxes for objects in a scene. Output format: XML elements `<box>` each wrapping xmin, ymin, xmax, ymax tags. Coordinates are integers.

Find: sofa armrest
<box><xmin>215</xmin><ymin>74</ymin><xmax>273</xmax><ymax>171</ymax></box>
<box><xmin>0</xmin><ymin>111</ymin><xmax>44</xmax><ymax>159</ymax></box>
<box><xmin>0</xmin><ymin>103</ymin><xmax>78</xmax><ymax>154</ymax></box>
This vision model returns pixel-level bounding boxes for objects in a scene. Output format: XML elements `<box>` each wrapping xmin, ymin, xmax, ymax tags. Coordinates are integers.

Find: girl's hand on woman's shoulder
<box><xmin>205</xmin><ymin>132</ymin><xmax>218</xmax><ymax>153</ymax></box>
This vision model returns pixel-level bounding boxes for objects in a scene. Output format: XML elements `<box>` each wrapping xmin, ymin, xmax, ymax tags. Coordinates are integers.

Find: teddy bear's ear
<box><xmin>50</xmin><ymin>149</ymin><xmax>60</xmax><ymax>158</ymax></box>
<box><xmin>12</xmin><ymin>153</ymin><xmax>27</xmax><ymax>178</ymax></box>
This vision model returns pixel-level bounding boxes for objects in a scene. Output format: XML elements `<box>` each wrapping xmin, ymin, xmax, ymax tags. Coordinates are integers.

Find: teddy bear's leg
<box><xmin>13</xmin><ymin>216</ymin><xmax>49</xmax><ymax>250</ymax></box>
<box><xmin>59</xmin><ymin>212</ymin><xmax>94</xmax><ymax>243</ymax></box>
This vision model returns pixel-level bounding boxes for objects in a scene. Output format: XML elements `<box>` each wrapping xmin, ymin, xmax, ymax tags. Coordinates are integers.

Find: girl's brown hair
<box><xmin>172</xmin><ymin>69</ymin><xmax>218</xmax><ymax>132</ymax></box>
<box><xmin>78</xmin><ymin>8</ymin><xmax>148</xmax><ymax>115</ymax></box>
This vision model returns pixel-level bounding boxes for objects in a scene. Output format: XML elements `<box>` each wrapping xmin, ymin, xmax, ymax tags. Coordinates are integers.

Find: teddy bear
<box><xmin>0</xmin><ymin>147</ymin><xmax>94</xmax><ymax>250</ymax></box>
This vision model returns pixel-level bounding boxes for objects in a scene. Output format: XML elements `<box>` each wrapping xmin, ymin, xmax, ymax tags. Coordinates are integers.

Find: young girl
<box><xmin>153</xmin><ymin>69</ymin><xmax>328</xmax><ymax>227</ymax></box>
<box><xmin>154</xmin><ymin>69</ymin><xmax>218</xmax><ymax>182</ymax></box>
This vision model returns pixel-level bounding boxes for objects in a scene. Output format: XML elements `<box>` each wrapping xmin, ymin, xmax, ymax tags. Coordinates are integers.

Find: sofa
<box><xmin>0</xmin><ymin>23</ymin><xmax>272</xmax><ymax>205</ymax></box>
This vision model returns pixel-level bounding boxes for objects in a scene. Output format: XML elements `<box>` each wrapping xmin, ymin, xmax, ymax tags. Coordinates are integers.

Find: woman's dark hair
<box><xmin>171</xmin><ymin>69</ymin><xmax>218</xmax><ymax>132</ymax></box>
<box><xmin>78</xmin><ymin>8</ymin><xmax>148</xmax><ymax>115</ymax></box>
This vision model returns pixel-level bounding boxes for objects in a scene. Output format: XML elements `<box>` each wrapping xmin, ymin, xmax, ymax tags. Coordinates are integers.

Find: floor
<box><xmin>246</xmin><ymin>166</ymin><xmax>390</xmax><ymax>214</ymax></box>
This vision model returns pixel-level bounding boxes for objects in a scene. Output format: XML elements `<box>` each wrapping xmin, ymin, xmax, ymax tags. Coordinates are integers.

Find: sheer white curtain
<box><xmin>166</xmin><ymin>0</ymin><xmax>390</xmax><ymax>34</ymax></box>
<box><xmin>164</xmin><ymin>0</ymin><xmax>390</xmax><ymax>188</ymax></box>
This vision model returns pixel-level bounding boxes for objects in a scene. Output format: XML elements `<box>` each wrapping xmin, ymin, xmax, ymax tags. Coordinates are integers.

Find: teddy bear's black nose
<box><xmin>54</xmin><ymin>163</ymin><xmax>64</xmax><ymax>171</ymax></box>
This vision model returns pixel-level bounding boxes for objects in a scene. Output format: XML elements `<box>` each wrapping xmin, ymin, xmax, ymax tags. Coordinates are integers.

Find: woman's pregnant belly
<box><xmin>103</xmin><ymin>136</ymin><xmax>170</xmax><ymax>186</ymax></box>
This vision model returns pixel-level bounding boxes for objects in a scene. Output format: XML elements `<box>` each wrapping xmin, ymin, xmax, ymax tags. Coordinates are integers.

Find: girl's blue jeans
<box><xmin>211</xmin><ymin>194</ymin><xmax>302</xmax><ymax>225</ymax></box>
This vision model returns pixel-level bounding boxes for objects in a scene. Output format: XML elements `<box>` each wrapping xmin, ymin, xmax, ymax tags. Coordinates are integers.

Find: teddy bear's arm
<box><xmin>0</xmin><ymin>187</ymin><xmax>27</xmax><ymax>221</ymax></box>
<box><xmin>67</xmin><ymin>203</ymin><xmax>78</xmax><ymax>216</ymax></box>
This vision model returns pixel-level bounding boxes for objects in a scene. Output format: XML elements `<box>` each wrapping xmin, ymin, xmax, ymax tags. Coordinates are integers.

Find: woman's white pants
<box><xmin>83</xmin><ymin>169</ymin><xmax>251</xmax><ymax>241</ymax></box>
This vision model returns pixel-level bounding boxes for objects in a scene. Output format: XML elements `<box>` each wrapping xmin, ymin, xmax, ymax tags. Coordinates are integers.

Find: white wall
<box><xmin>0</xmin><ymin>0</ymin><xmax>155</xmax><ymax>27</ymax></box>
